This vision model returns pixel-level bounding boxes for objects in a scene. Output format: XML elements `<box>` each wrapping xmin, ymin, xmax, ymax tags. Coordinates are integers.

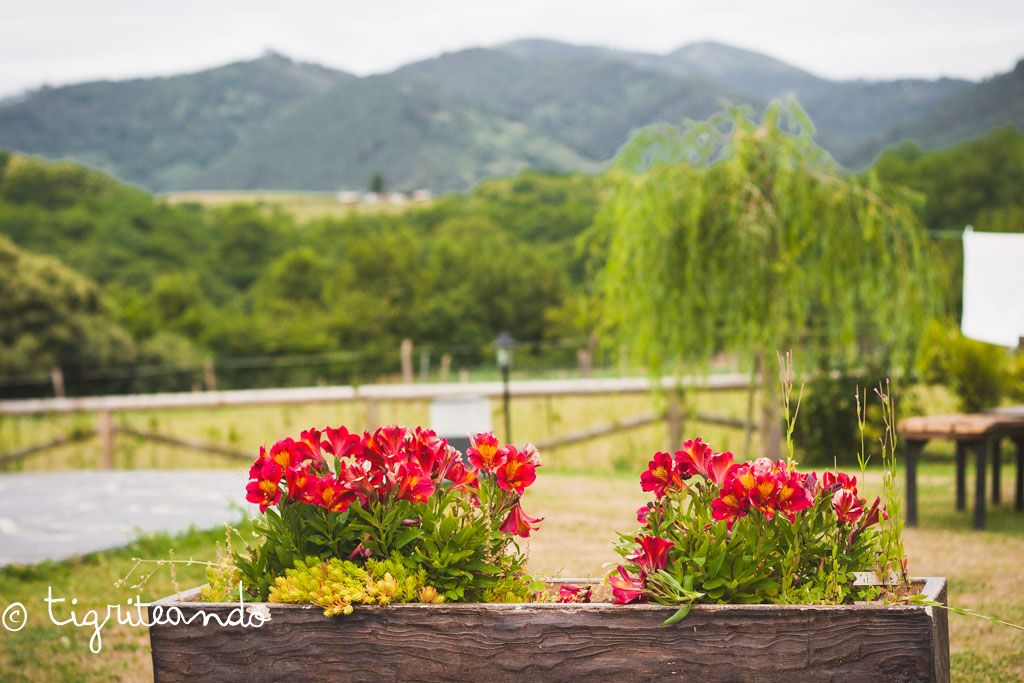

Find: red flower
<box><xmin>245</xmin><ymin>459</ymin><xmax>284</xmax><ymax>512</ymax></box>
<box><xmin>636</xmin><ymin>505</ymin><xmax>651</xmax><ymax>525</ymax></box>
<box><xmin>609</xmin><ymin>566</ymin><xmax>646</xmax><ymax>604</ymax></box>
<box><xmin>467</xmin><ymin>432</ymin><xmax>505</xmax><ymax>470</ymax></box>
<box><xmin>847</xmin><ymin>496</ymin><xmax>887</xmax><ymax>545</ymax></box>
<box><xmin>860</xmin><ymin>495</ymin><xmax>886</xmax><ymax>528</ymax></box>
<box><xmin>285</xmin><ymin>462</ymin><xmax>317</xmax><ymax>504</ymax></box>
<box><xmin>674</xmin><ymin>437</ymin><xmax>714</xmax><ymax>479</ymax></box>
<box><xmin>311</xmin><ymin>475</ymin><xmax>356</xmax><ymax>513</ymax></box>
<box><xmin>774</xmin><ymin>467</ymin><xmax>813</xmax><ymax>522</ymax></box>
<box><xmin>822</xmin><ymin>471</ymin><xmax>858</xmax><ymax>496</ymax></box>
<box><xmin>445</xmin><ymin>460</ymin><xmax>478</xmax><ymax>490</ymax></box>
<box><xmin>364</xmin><ymin>425</ymin><xmax>409</xmax><ymax>464</ymax></box>
<box><xmin>627</xmin><ymin>535</ymin><xmax>674</xmax><ymax>576</ymax></box>
<box><xmin>556</xmin><ymin>584</ymin><xmax>592</xmax><ymax>603</ymax></box>
<box><xmin>521</xmin><ymin>443</ymin><xmax>542</xmax><ymax>467</ymax></box>
<box><xmin>395</xmin><ymin>462</ymin><xmax>435</xmax><ymax>503</ymax></box>
<box><xmin>410</xmin><ymin>427</ymin><xmax>447</xmax><ymax>475</ymax></box>
<box><xmin>496</xmin><ymin>445</ymin><xmax>538</xmax><ymax>494</ymax></box>
<box><xmin>322</xmin><ymin>426</ymin><xmax>363</xmax><ymax>459</ymax></box>
<box><xmin>711</xmin><ymin>463</ymin><xmax>753</xmax><ymax>527</ymax></box>
<box><xmin>640</xmin><ymin>451</ymin><xmax>681</xmax><ymax>499</ymax></box>
<box><xmin>245</xmin><ymin>473</ymin><xmax>282</xmax><ymax>513</ymax></box>
<box><xmin>499</xmin><ymin>503</ymin><xmax>544</xmax><ymax>538</ymax></box>
<box><xmin>743</xmin><ymin>458</ymin><xmax>781</xmax><ymax>520</ymax></box>
<box><xmin>268</xmin><ymin>439</ymin><xmax>302</xmax><ymax>470</ymax></box>
<box><xmin>832</xmin><ymin>489</ymin><xmax>863</xmax><ymax>524</ymax></box>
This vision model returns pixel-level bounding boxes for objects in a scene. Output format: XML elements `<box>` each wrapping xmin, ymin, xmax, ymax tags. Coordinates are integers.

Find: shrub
<box><xmin>234</xmin><ymin>425</ymin><xmax>544</xmax><ymax>609</ymax></box>
<box><xmin>610</xmin><ymin>416</ymin><xmax>907</xmax><ymax>622</ymax></box>
<box><xmin>918</xmin><ymin>320</ymin><xmax>1009</xmax><ymax>412</ymax></box>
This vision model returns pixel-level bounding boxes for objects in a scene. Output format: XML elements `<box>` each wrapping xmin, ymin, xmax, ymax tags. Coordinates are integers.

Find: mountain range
<box><xmin>0</xmin><ymin>40</ymin><xmax>1020</xmax><ymax>192</ymax></box>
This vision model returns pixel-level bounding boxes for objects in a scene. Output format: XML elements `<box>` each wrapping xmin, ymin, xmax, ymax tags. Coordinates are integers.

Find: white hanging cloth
<box><xmin>961</xmin><ymin>229</ymin><xmax>1024</xmax><ymax>348</ymax></box>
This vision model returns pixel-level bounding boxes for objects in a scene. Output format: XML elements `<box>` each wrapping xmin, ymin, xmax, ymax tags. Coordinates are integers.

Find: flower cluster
<box><xmin>710</xmin><ymin>457</ymin><xmax>812</xmax><ymax>527</ymax></box>
<box><xmin>245</xmin><ymin>425</ymin><xmax>462</xmax><ymax>513</ymax></box>
<box><xmin>613</xmin><ymin>436</ymin><xmax>891</xmax><ymax>606</ymax></box>
<box><xmin>244</xmin><ymin>426</ymin><xmax>543</xmax><ymax>538</ymax></box>
<box><xmin>236</xmin><ymin>424</ymin><xmax>546</xmax><ymax>608</ymax></box>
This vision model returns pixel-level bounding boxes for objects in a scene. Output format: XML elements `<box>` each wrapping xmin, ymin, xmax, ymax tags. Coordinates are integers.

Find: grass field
<box><xmin>1</xmin><ymin>389</ymin><xmax>1023</xmax><ymax>680</ymax></box>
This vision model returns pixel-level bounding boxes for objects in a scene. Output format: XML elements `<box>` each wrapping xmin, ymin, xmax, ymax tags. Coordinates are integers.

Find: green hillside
<box><xmin>492</xmin><ymin>39</ymin><xmax>968</xmax><ymax>164</ymax></box>
<box><xmin>867</xmin><ymin>59</ymin><xmax>1024</xmax><ymax>161</ymax></box>
<box><xmin>396</xmin><ymin>47</ymin><xmax>753</xmax><ymax>161</ymax></box>
<box><xmin>0</xmin><ymin>52</ymin><xmax>350</xmax><ymax>190</ymax></box>
<box><xmin>188</xmin><ymin>74</ymin><xmax>600</xmax><ymax>192</ymax></box>
<box><xmin>0</xmin><ymin>40</ymin><xmax>1012</xmax><ymax>191</ymax></box>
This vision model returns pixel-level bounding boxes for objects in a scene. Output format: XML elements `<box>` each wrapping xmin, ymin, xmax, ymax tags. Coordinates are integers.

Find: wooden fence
<box><xmin>0</xmin><ymin>374</ymin><xmax>755</xmax><ymax>469</ymax></box>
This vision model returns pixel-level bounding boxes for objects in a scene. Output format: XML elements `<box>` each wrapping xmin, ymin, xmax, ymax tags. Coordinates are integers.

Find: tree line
<box><xmin>1</xmin><ymin>118</ymin><xmax>1022</xmax><ymax>398</ymax></box>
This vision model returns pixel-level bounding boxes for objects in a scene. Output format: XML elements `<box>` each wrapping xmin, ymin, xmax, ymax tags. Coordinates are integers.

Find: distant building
<box><xmin>411</xmin><ymin>189</ymin><xmax>433</xmax><ymax>202</ymax></box>
<box><xmin>387</xmin><ymin>192</ymin><xmax>408</xmax><ymax>206</ymax></box>
<box><xmin>336</xmin><ymin>190</ymin><xmax>360</xmax><ymax>204</ymax></box>
<box><xmin>362</xmin><ymin>192</ymin><xmax>380</xmax><ymax>204</ymax></box>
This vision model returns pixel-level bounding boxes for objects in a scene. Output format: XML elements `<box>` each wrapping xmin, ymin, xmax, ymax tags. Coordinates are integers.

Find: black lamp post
<box><xmin>494</xmin><ymin>331</ymin><xmax>515</xmax><ymax>443</ymax></box>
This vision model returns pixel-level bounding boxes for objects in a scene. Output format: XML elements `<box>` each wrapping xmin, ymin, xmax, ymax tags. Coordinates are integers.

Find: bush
<box><xmin>792</xmin><ymin>366</ymin><xmax>906</xmax><ymax>467</ymax></box>
<box><xmin>917</xmin><ymin>320</ymin><xmax>1009</xmax><ymax>412</ymax></box>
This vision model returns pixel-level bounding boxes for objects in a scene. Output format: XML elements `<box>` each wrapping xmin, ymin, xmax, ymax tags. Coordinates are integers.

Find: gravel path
<box><xmin>0</xmin><ymin>470</ymin><xmax>251</xmax><ymax>566</ymax></box>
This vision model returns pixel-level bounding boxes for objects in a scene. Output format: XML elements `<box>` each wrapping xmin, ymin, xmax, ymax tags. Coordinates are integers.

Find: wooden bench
<box><xmin>899</xmin><ymin>411</ymin><xmax>1024</xmax><ymax>529</ymax></box>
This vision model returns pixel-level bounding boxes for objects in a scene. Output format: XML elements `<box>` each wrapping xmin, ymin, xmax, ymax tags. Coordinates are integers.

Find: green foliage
<box><xmin>591</xmin><ymin>101</ymin><xmax>937</xmax><ymax>379</ymax></box>
<box><xmin>369</xmin><ymin>173</ymin><xmax>385</xmax><ymax>194</ymax></box>
<box><xmin>199</xmin><ymin>541</ymin><xmax>242</xmax><ymax>603</ymax></box>
<box><xmin>873</xmin><ymin>127</ymin><xmax>1024</xmax><ymax>234</ymax></box>
<box><xmin>1010</xmin><ymin>354</ymin><xmax>1024</xmax><ymax>403</ymax></box>
<box><xmin>0</xmin><ymin>235</ymin><xmax>136</xmax><ymax>389</ymax></box>
<box><xmin>234</xmin><ymin>502</ymin><xmax>357</xmax><ymax>601</ymax></box>
<box><xmin>623</xmin><ymin>471</ymin><xmax>888</xmax><ymax>612</ymax></box>
<box><xmin>268</xmin><ymin>554</ymin><xmax>446</xmax><ymax>616</ymax></box>
<box><xmin>918</xmin><ymin>320</ymin><xmax>1010</xmax><ymax>412</ymax></box>
<box><xmin>792</xmin><ymin>366</ymin><xmax>913</xmax><ymax>466</ymax></box>
<box><xmin>268</xmin><ymin>557</ymin><xmax>370</xmax><ymax>617</ymax></box>
<box><xmin>364</xmin><ymin>554</ymin><xmax>431</xmax><ymax>604</ymax></box>
<box><xmin>0</xmin><ymin>152</ymin><xmax>598</xmax><ymax>394</ymax></box>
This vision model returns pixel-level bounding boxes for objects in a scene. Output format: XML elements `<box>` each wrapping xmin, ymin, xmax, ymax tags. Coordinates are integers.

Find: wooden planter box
<box><xmin>149</xmin><ymin>577</ymin><xmax>949</xmax><ymax>682</ymax></box>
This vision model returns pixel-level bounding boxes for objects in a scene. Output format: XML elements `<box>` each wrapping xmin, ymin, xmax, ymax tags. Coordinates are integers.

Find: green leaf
<box><xmin>660</xmin><ymin>603</ymin><xmax>692</xmax><ymax>627</ymax></box>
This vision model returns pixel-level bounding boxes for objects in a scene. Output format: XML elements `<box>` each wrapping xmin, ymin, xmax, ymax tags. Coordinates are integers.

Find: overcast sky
<box><xmin>2</xmin><ymin>0</ymin><xmax>1022</xmax><ymax>96</ymax></box>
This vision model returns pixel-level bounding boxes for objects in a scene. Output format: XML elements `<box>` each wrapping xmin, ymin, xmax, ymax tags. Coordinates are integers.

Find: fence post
<box><xmin>401</xmin><ymin>339</ymin><xmax>414</xmax><ymax>384</ymax></box>
<box><xmin>667</xmin><ymin>395</ymin><xmax>683</xmax><ymax>450</ymax></box>
<box><xmin>50</xmin><ymin>367</ymin><xmax>65</xmax><ymax>398</ymax></box>
<box><xmin>576</xmin><ymin>348</ymin><xmax>593</xmax><ymax>378</ymax></box>
<box><xmin>365</xmin><ymin>398</ymin><xmax>380</xmax><ymax>430</ymax></box>
<box><xmin>203</xmin><ymin>359</ymin><xmax>217</xmax><ymax>391</ymax></box>
<box><xmin>418</xmin><ymin>350</ymin><xmax>431</xmax><ymax>382</ymax></box>
<box><xmin>98</xmin><ymin>410</ymin><xmax>115</xmax><ymax>470</ymax></box>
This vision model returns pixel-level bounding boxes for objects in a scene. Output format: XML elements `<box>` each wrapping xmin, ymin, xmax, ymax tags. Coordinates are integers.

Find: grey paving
<box><xmin>0</xmin><ymin>470</ymin><xmax>253</xmax><ymax>566</ymax></box>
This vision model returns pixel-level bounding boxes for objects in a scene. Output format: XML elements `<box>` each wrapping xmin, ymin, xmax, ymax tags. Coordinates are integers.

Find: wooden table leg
<box><xmin>1015</xmin><ymin>435</ymin><xmax>1024</xmax><ymax>513</ymax></box>
<box><xmin>906</xmin><ymin>440</ymin><xmax>923</xmax><ymax>527</ymax></box>
<box><xmin>992</xmin><ymin>435</ymin><xmax>1002</xmax><ymax>505</ymax></box>
<box><xmin>955</xmin><ymin>442</ymin><xmax>967</xmax><ymax>511</ymax></box>
<box><xmin>975</xmin><ymin>437</ymin><xmax>991</xmax><ymax>530</ymax></box>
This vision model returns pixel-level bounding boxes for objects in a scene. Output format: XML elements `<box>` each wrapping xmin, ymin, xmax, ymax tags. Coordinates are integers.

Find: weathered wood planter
<box><xmin>149</xmin><ymin>577</ymin><xmax>949</xmax><ymax>682</ymax></box>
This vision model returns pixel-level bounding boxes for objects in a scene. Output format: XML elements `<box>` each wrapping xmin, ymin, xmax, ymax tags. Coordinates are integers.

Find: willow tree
<box><xmin>589</xmin><ymin>102</ymin><xmax>937</xmax><ymax>454</ymax></box>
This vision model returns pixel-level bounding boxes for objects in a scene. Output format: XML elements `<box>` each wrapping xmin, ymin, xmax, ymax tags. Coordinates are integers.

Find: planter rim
<box><xmin>154</xmin><ymin>575</ymin><xmax>946</xmax><ymax>613</ymax></box>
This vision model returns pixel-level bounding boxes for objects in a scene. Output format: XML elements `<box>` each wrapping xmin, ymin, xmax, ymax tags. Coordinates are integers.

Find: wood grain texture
<box><xmin>150</xmin><ymin>578</ymin><xmax>948</xmax><ymax>682</ymax></box>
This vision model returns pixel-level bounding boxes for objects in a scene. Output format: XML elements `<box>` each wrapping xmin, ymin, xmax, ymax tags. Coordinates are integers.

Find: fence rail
<box><xmin>0</xmin><ymin>374</ymin><xmax>755</xmax><ymax>469</ymax></box>
<box><xmin>0</xmin><ymin>374</ymin><xmax>750</xmax><ymax>416</ymax></box>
